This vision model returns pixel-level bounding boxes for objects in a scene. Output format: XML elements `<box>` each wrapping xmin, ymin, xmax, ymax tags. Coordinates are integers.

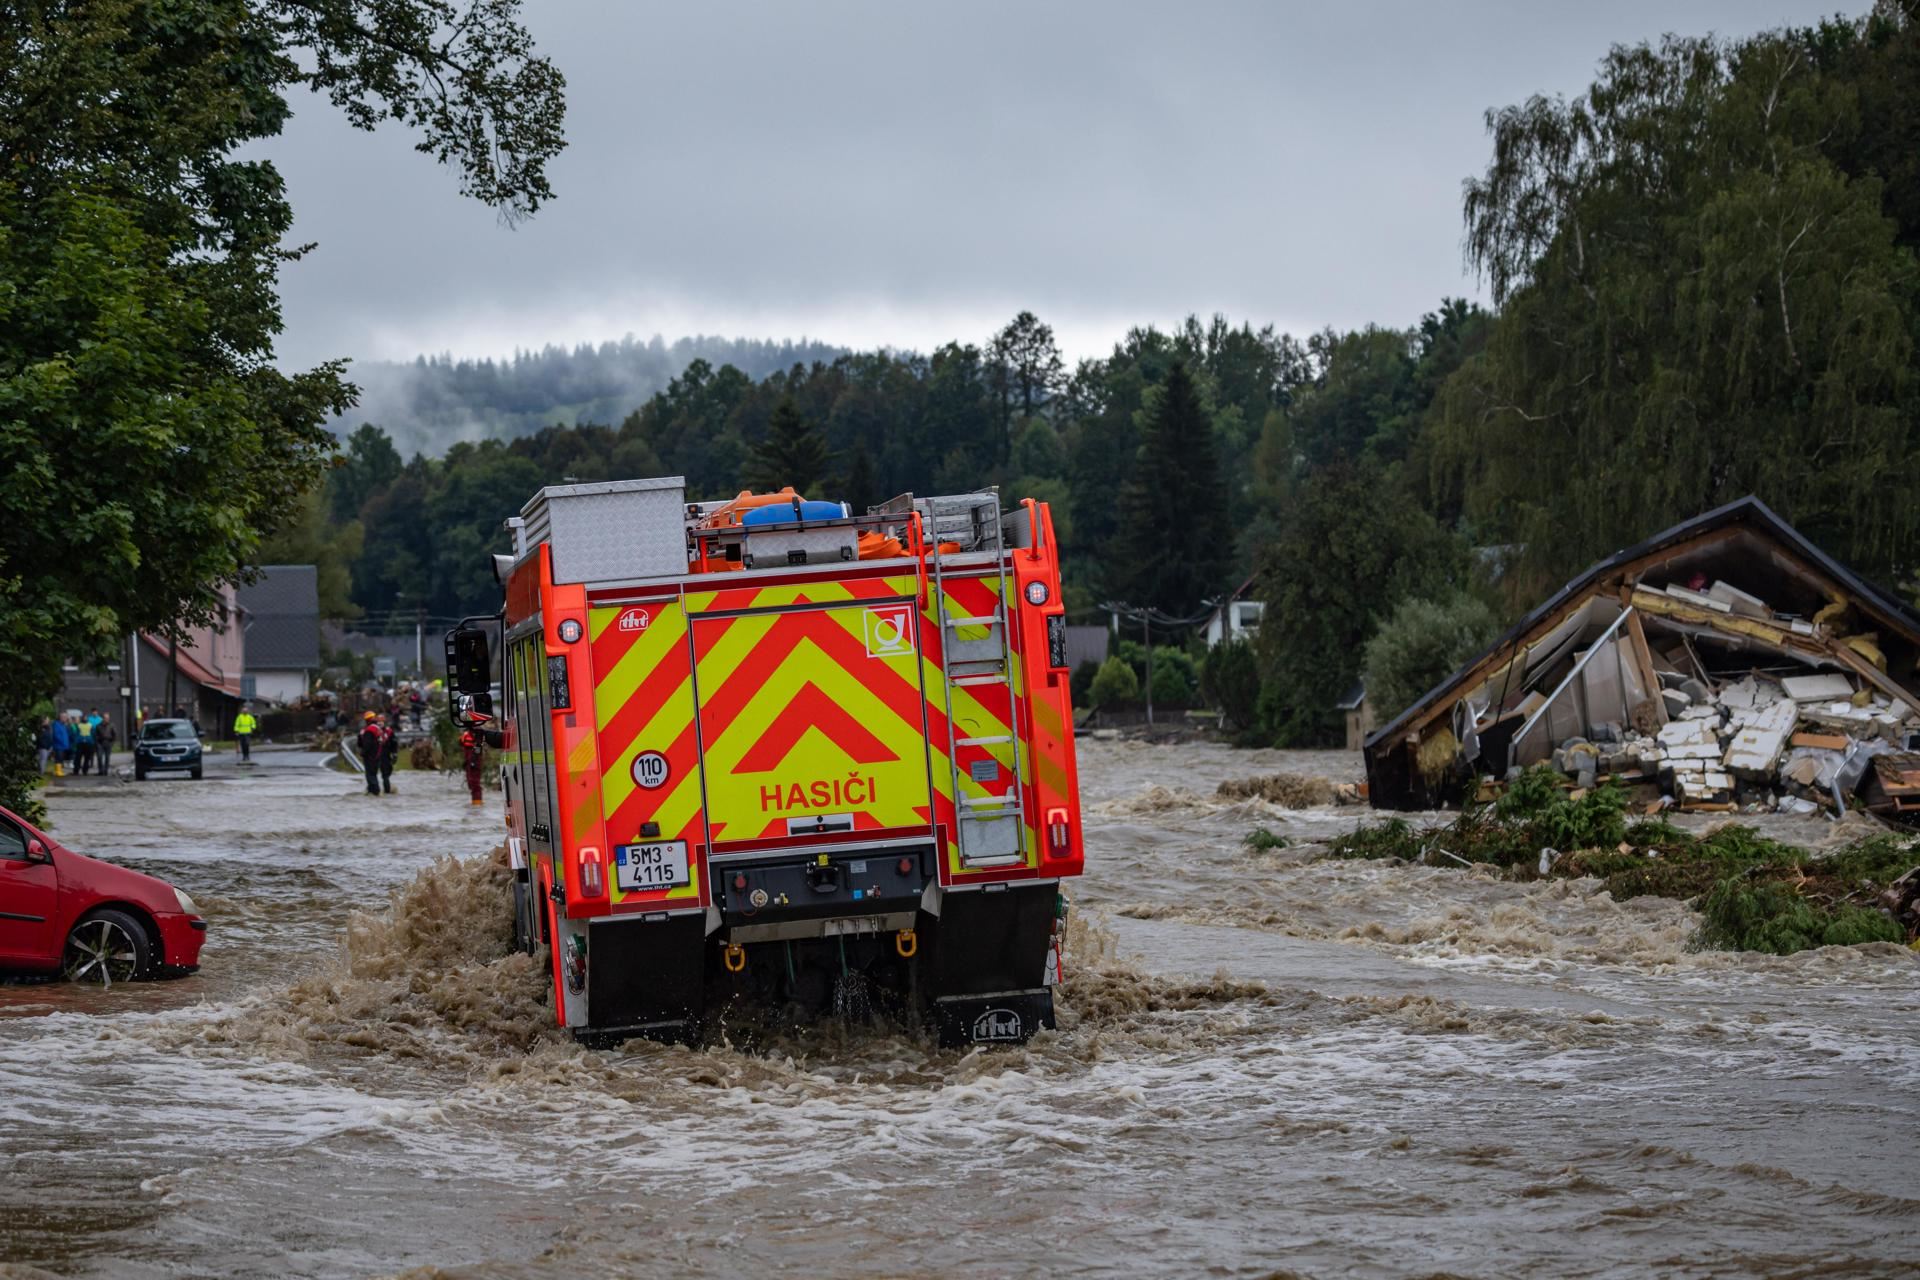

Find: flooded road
<box><xmin>3</xmin><ymin>740</ymin><xmax>1917</xmax><ymax>1278</ymax></box>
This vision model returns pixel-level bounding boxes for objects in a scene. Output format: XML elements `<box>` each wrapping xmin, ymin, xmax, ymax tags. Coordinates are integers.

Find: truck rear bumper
<box><xmin>713</xmin><ymin>841</ymin><xmax>934</xmax><ymax>935</ymax></box>
<box><xmin>725</xmin><ymin>910</ymin><xmax>917</xmax><ymax>944</ymax></box>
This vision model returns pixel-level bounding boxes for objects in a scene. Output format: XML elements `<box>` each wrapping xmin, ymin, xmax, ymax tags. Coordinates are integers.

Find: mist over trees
<box><xmin>311</xmin><ymin>311</ymin><xmax>1306</xmax><ymax>631</ymax></box>
<box><xmin>339</xmin><ymin>335</ymin><xmax>850</xmax><ymax>454</ymax></box>
<box><xmin>298</xmin><ymin>5</ymin><xmax>1920</xmax><ymax>747</ymax></box>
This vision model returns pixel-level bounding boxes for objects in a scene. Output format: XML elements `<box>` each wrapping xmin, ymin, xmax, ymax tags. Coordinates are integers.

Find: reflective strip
<box><xmin>591</xmin><ymin>602</ymin><xmax>704</xmax><ymax>905</ymax></box>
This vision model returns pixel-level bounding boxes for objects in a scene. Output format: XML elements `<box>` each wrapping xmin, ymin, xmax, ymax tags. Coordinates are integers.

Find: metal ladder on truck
<box><xmin>919</xmin><ymin>492</ymin><xmax>1029</xmax><ymax>869</ymax></box>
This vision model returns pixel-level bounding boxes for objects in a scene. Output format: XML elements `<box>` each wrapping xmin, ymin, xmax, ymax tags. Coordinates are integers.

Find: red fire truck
<box><xmin>445</xmin><ymin>478</ymin><xmax>1085</xmax><ymax>1047</ymax></box>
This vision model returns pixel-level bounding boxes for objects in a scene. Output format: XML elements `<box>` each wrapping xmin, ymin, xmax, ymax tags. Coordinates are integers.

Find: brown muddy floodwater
<box><xmin>3</xmin><ymin>740</ymin><xmax>1917</xmax><ymax>1279</ymax></box>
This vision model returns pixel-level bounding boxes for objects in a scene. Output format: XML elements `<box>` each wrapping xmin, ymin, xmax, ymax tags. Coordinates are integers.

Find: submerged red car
<box><xmin>0</xmin><ymin>804</ymin><xmax>206</xmax><ymax>984</ymax></box>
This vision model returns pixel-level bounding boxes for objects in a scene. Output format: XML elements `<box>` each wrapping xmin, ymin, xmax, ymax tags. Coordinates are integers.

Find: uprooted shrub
<box><xmin>1328</xmin><ymin>768</ymin><xmax>1630</xmax><ymax>872</ymax></box>
<box><xmin>1326</xmin><ymin>765</ymin><xmax>1918</xmax><ymax>956</ymax></box>
<box><xmin>1696</xmin><ymin>877</ymin><xmax>1905</xmax><ymax>954</ymax></box>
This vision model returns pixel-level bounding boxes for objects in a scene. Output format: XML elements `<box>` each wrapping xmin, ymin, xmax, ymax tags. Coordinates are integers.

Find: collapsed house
<box><xmin>1364</xmin><ymin>498</ymin><xmax>1920</xmax><ymax>821</ymax></box>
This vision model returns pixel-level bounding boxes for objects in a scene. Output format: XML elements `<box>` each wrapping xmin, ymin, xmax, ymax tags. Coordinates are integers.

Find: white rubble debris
<box><xmin>1497</xmin><ymin>577</ymin><xmax>1920</xmax><ymax>815</ymax></box>
<box><xmin>1709</xmin><ymin>580</ymin><xmax>1771</xmax><ymax>618</ymax></box>
<box><xmin>1781</xmin><ymin>673</ymin><xmax>1855</xmax><ymax>701</ymax></box>
<box><xmin>1723</xmin><ymin>700</ymin><xmax>1797</xmax><ymax>776</ymax></box>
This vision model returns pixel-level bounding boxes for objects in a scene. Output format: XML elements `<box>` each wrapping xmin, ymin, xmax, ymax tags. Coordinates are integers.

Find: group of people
<box><xmin>353</xmin><ymin>710</ymin><xmax>489</xmax><ymax>805</ymax></box>
<box><xmin>356</xmin><ymin>711</ymin><xmax>400</xmax><ymax>796</ymax></box>
<box><xmin>36</xmin><ymin>710</ymin><xmax>118</xmax><ymax>777</ymax></box>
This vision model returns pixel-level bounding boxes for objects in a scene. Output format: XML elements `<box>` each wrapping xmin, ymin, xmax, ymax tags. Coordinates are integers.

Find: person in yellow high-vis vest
<box><xmin>234</xmin><ymin>704</ymin><xmax>258</xmax><ymax>763</ymax></box>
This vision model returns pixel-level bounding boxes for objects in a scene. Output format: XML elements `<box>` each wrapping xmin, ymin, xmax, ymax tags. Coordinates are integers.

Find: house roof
<box><xmin>1335</xmin><ymin>682</ymin><xmax>1367</xmax><ymax>711</ymax></box>
<box><xmin>1206</xmin><ymin>573</ymin><xmax>1261</xmax><ymax>626</ymax></box>
<box><xmin>238</xmin><ymin>565</ymin><xmax>321</xmax><ymax>670</ymax></box>
<box><xmin>1364</xmin><ymin>496</ymin><xmax>1920</xmax><ymax>756</ymax></box>
<box><xmin>142</xmin><ymin>636</ymin><xmax>243</xmax><ymax>697</ymax></box>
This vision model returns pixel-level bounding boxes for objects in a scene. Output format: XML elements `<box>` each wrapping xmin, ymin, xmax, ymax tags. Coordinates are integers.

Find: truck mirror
<box><xmin>445</xmin><ymin>627</ymin><xmax>492</xmax><ymax>694</ymax></box>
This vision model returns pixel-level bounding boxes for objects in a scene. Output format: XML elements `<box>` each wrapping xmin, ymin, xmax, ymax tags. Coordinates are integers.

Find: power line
<box><xmin>1098</xmin><ymin>597</ymin><xmax>1223</xmax><ymax>726</ymax></box>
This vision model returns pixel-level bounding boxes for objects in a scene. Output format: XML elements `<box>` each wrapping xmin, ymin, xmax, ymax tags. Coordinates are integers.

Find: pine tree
<box><xmin>749</xmin><ymin>395</ymin><xmax>830</xmax><ymax>494</ymax></box>
<box><xmin>990</xmin><ymin>311</ymin><xmax>1065</xmax><ymax>448</ymax></box>
<box><xmin>842</xmin><ymin>444</ymin><xmax>880</xmax><ymax>511</ymax></box>
<box><xmin>1111</xmin><ymin>361</ymin><xmax>1229</xmax><ymax>615</ymax></box>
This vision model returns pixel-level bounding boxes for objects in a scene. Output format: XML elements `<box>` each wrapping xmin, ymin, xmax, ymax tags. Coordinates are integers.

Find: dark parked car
<box><xmin>134</xmin><ymin>719</ymin><xmax>203</xmax><ymax>781</ymax></box>
<box><xmin>0</xmin><ymin>805</ymin><xmax>206</xmax><ymax>982</ymax></box>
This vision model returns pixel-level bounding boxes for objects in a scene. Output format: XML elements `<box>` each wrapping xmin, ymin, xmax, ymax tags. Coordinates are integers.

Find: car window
<box><xmin>0</xmin><ymin>819</ymin><xmax>27</xmax><ymax>860</ymax></box>
<box><xmin>142</xmin><ymin>722</ymin><xmax>197</xmax><ymax>741</ymax></box>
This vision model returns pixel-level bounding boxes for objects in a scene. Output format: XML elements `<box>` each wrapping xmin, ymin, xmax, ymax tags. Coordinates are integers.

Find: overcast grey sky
<box><xmin>266</xmin><ymin>0</ymin><xmax>1852</xmax><ymax>370</ymax></box>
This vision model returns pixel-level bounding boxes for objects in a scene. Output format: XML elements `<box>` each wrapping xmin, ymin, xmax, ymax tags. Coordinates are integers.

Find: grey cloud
<box><xmin>265</xmin><ymin>0</ymin><xmax>1852</xmax><ymax>373</ymax></box>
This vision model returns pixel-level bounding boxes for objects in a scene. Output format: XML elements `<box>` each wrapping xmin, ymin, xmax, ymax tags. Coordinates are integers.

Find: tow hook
<box><xmin>894</xmin><ymin>928</ymin><xmax>918</xmax><ymax>958</ymax></box>
<box><xmin>723</xmin><ymin>943</ymin><xmax>747</xmax><ymax>973</ymax></box>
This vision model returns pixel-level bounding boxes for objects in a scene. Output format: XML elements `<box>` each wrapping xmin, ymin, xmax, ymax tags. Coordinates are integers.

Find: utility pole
<box><xmin>415</xmin><ymin>606</ymin><xmax>426</xmax><ymax>677</ymax></box>
<box><xmin>167</xmin><ymin>636</ymin><xmax>179</xmax><ymax>719</ymax></box>
<box><xmin>1142</xmin><ymin>614</ymin><xmax>1153</xmax><ymax>727</ymax></box>
<box><xmin>126</xmin><ymin>632</ymin><xmax>139</xmax><ymax>730</ymax></box>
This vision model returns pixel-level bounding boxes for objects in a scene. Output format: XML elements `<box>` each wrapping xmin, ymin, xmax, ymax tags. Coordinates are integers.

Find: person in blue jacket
<box><xmin>49</xmin><ymin>715</ymin><xmax>72</xmax><ymax>775</ymax></box>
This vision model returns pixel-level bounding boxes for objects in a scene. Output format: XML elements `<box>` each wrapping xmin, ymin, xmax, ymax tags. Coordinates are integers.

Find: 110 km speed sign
<box><xmin>631</xmin><ymin>750</ymin><xmax>670</xmax><ymax>790</ymax></box>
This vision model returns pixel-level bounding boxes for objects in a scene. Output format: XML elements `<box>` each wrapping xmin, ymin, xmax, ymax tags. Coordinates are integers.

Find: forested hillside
<box><xmin>337</xmin><ymin>334</ymin><xmax>849</xmax><ymax>454</ymax></box>
<box><xmin>283</xmin><ymin>8</ymin><xmax>1920</xmax><ymax>747</ymax></box>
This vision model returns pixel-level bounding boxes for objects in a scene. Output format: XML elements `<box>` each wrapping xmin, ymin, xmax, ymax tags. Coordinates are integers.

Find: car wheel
<box><xmin>134</xmin><ymin>764</ymin><xmax>146</xmax><ymax>780</ymax></box>
<box><xmin>62</xmin><ymin>909</ymin><xmax>151</xmax><ymax>986</ymax></box>
<box><xmin>190</xmin><ymin>766</ymin><xmax>203</xmax><ymax>779</ymax></box>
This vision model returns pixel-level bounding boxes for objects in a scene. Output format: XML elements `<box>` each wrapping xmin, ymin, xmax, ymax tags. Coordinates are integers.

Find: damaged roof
<box><xmin>1362</xmin><ymin>497</ymin><xmax>1920</xmax><ymax>808</ymax></box>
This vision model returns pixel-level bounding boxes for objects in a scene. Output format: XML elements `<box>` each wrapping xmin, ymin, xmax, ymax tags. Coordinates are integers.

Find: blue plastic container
<box><xmin>741</xmin><ymin>499</ymin><xmax>848</xmax><ymax>526</ymax></box>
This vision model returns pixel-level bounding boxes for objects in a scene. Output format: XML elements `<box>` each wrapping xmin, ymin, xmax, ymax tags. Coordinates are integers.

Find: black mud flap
<box><xmin>579</xmin><ymin>912</ymin><xmax>706</xmax><ymax>1046</ymax></box>
<box><xmin>932</xmin><ymin>988</ymin><xmax>1055</xmax><ymax>1048</ymax></box>
<box><xmin>918</xmin><ymin>881</ymin><xmax>1057</xmax><ymax>995</ymax></box>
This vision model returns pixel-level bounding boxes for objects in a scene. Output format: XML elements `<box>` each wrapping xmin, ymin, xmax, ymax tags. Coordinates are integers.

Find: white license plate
<box><xmin>614</xmin><ymin>840</ymin><xmax>690</xmax><ymax>891</ymax></box>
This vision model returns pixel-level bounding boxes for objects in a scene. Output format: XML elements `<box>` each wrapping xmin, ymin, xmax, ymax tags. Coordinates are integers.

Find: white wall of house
<box><xmin>1204</xmin><ymin>599</ymin><xmax>1265</xmax><ymax>648</ymax></box>
<box><xmin>251</xmin><ymin>669</ymin><xmax>310</xmax><ymax>704</ymax></box>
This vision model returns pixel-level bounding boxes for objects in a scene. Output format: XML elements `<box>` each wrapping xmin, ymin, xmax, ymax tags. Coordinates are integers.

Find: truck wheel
<box><xmin>511</xmin><ymin>881</ymin><xmax>533</xmax><ymax>954</ymax></box>
<box><xmin>63</xmin><ymin>909</ymin><xmax>151</xmax><ymax>986</ymax></box>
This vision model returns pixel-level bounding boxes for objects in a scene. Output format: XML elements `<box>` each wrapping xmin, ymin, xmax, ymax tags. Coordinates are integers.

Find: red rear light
<box><xmin>1045</xmin><ymin>807</ymin><xmax>1071</xmax><ymax>860</ymax></box>
<box><xmin>579</xmin><ymin>845</ymin><xmax>606</xmax><ymax>898</ymax></box>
